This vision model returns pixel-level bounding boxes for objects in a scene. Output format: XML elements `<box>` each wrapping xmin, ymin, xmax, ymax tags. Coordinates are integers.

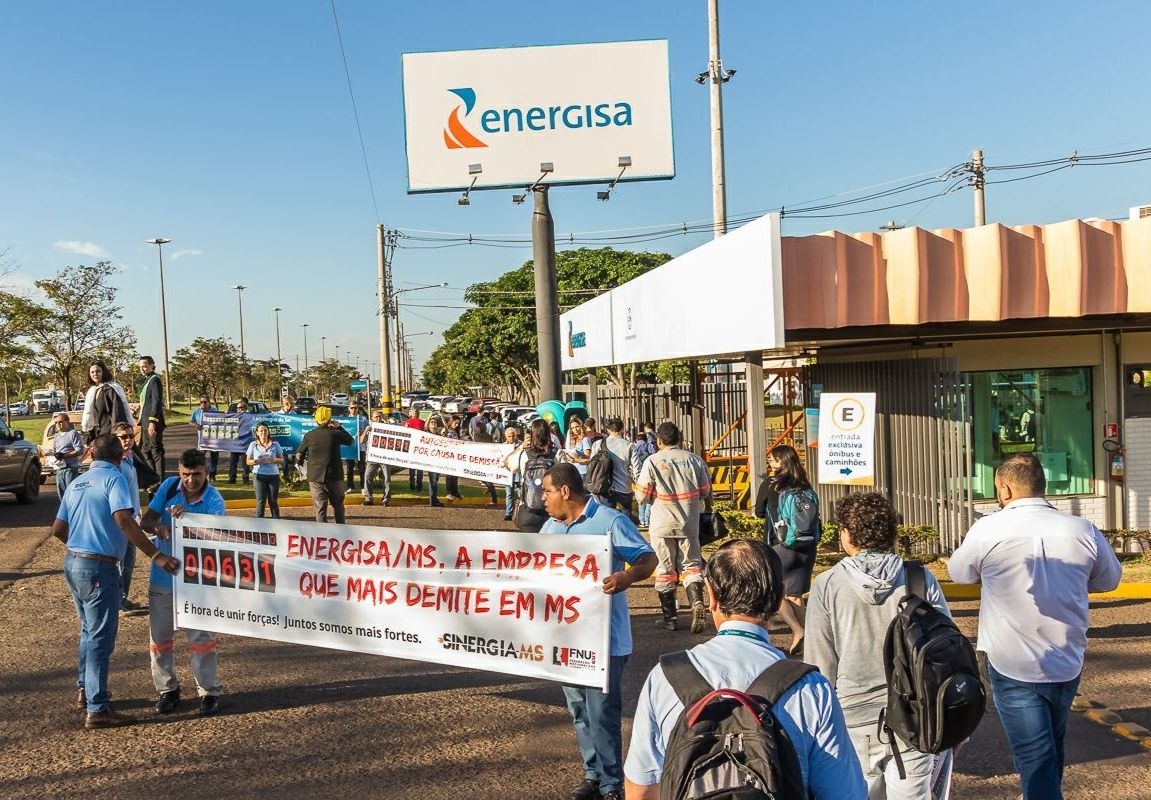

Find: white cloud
<box><xmin>170</xmin><ymin>249</ymin><xmax>203</xmax><ymax>260</ymax></box>
<box><xmin>54</xmin><ymin>240</ymin><xmax>108</xmax><ymax>258</ymax></box>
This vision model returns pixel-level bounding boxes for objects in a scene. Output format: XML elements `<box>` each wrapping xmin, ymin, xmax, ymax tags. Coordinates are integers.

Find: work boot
<box><xmin>687</xmin><ymin>582</ymin><xmax>709</xmax><ymax>634</ymax></box>
<box><xmin>656</xmin><ymin>590</ymin><xmax>678</xmax><ymax>632</ymax></box>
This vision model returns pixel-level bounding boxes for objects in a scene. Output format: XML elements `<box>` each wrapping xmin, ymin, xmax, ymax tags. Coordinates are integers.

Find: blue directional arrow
<box><xmin>839</xmin><ymin>467</ymin><xmax>853</xmax><ymax>476</ymax></box>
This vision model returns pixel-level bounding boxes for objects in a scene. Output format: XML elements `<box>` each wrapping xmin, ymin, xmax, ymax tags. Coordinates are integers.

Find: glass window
<box><xmin>968</xmin><ymin>367</ymin><xmax>1093</xmax><ymax>498</ymax></box>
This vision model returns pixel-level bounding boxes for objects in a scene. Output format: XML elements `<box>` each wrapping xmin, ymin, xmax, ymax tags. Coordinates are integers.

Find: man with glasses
<box><xmin>112</xmin><ymin>421</ymin><xmax>157</xmax><ymax>616</ymax></box>
<box><xmin>539</xmin><ymin>463</ymin><xmax>656</xmax><ymax>800</ymax></box>
<box><xmin>361</xmin><ymin>409</ymin><xmax>391</xmax><ymax>506</ymax></box>
<box><xmin>345</xmin><ymin>403</ymin><xmax>368</xmax><ymax>488</ymax></box>
<box><xmin>136</xmin><ymin>355</ymin><xmax>166</xmax><ymax>478</ymax></box>
<box><xmin>188</xmin><ymin>396</ymin><xmax>219</xmax><ymax>481</ymax></box>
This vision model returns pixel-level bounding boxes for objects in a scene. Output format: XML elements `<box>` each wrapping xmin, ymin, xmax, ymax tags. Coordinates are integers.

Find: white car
<box><xmin>427</xmin><ymin>395</ymin><xmax>448</xmax><ymax>411</ymax></box>
<box><xmin>444</xmin><ymin>396</ymin><xmax>473</xmax><ymax>413</ymax></box>
<box><xmin>501</xmin><ymin>406</ymin><xmax>536</xmax><ymax>425</ymax></box>
<box><xmin>330</xmin><ymin>392</ymin><xmax>350</xmax><ymax>405</ymax></box>
<box><xmin>7</xmin><ymin>402</ymin><xmax>29</xmax><ymax>416</ymax></box>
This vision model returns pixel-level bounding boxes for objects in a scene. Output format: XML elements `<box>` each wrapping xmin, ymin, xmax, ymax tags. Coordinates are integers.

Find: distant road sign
<box><xmin>350</xmin><ymin>380</ymin><xmax>368</xmax><ymax>391</ymax></box>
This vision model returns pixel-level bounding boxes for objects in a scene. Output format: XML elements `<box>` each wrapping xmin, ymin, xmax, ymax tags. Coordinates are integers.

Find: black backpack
<box><xmin>584</xmin><ymin>446</ymin><xmax>613</xmax><ymax>496</ymax></box>
<box><xmin>520</xmin><ymin>451</ymin><xmax>556</xmax><ymax>512</ymax></box>
<box><xmin>879</xmin><ymin>561</ymin><xmax>986</xmax><ymax>776</ymax></box>
<box><xmin>659</xmin><ymin>652</ymin><xmax>813</xmax><ymax>800</ymax></box>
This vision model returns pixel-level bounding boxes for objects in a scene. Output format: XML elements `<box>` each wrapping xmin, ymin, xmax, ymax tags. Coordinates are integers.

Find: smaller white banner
<box><xmin>173</xmin><ymin>514</ymin><xmax>612</xmax><ymax>688</ymax></box>
<box><xmin>366</xmin><ymin>422</ymin><xmax>515</xmax><ymax>485</ymax></box>
<box><xmin>817</xmin><ymin>392</ymin><xmax>877</xmax><ymax>486</ymax></box>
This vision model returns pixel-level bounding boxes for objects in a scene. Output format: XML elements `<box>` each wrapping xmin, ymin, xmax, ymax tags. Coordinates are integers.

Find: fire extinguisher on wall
<box><xmin>1104</xmin><ymin>438</ymin><xmax>1125</xmax><ymax>482</ymax></box>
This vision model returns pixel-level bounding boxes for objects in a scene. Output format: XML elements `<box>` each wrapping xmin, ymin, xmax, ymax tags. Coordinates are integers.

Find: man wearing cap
<box><xmin>47</xmin><ymin>412</ymin><xmax>85</xmax><ymax>497</ymax></box>
<box><xmin>344</xmin><ymin>402</ymin><xmax>368</xmax><ymax>488</ymax></box>
<box><xmin>297</xmin><ymin>405</ymin><xmax>354</xmax><ymax>523</ymax></box>
<box><xmin>52</xmin><ymin>433</ymin><xmax>180</xmax><ymax>729</ymax></box>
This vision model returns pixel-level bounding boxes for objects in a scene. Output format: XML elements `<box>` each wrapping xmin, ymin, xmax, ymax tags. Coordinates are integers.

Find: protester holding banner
<box><xmin>188</xmin><ymin>396</ymin><xmax>220</xmax><ymax>480</ymax></box>
<box><xmin>539</xmin><ymin>463</ymin><xmax>656</xmax><ymax>800</ymax></box>
<box><xmin>344</xmin><ymin>403</ymin><xmax>368</xmax><ymax>488</ymax></box>
<box><xmin>140</xmin><ymin>449</ymin><xmax>227</xmax><ymax>716</ymax></box>
<box><xmin>246</xmin><ymin>422</ymin><xmax>284</xmax><ymax>519</ymax></box>
<box><xmin>227</xmin><ymin>398</ymin><xmax>253</xmax><ymax>484</ymax></box>
<box><xmin>297</xmin><ymin>405</ymin><xmax>354</xmax><ymax>524</ymax></box>
<box><xmin>442</xmin><ymin>415</ymin><xmax>463</xmax><ymax>500</ymax></box>
<box><xmin>424</xmin><ymin>417</ymin><xmax>444</xmax><ymax>507</ymax></box>
<box><xmin>361</xmin><ymin>410</ymin><xmax>391</xmax><ymax>506</ymax></box>
<box><xmin>500</xmin><ymin>426</ymin><xmax>524</xmax><ymax>522</ymax></box>
<box><xmin>405</xmin><ymin>408</ymin><xmax>426</xmax><ymax>491</ymax></box>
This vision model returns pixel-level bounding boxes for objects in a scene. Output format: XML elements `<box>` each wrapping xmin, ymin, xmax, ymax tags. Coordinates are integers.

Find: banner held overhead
<box><xmin>402</xmin><ymin>40</ymin><xmax>674</xmax><ymax>193</ymax></box>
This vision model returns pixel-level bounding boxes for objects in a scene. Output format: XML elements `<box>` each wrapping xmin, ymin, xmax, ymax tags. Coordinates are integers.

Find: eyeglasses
<box><xmin>116</xmin><ymin>434</ymin><xmax>133</xmax><ymax>441</ymax></box>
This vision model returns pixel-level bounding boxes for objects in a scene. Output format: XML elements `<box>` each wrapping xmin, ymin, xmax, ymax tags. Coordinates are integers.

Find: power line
<box><xmin>330</xmin><ymin>0</ymin><xmax>379</xmax><ymax>224</ymax></box>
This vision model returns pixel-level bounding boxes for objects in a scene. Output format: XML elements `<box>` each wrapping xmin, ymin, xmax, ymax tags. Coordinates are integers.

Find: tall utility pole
<box><xmin>972</xmin><ymin>148</ymin><xmax>986</xmax><ymax>226</ymax></box>
<box><xmin>232</xmin><ymin>285</ymin><xmax>247</xmax><ymax>360</ymax></box>
<box><xmin>147</xmin><ymin>237</ymin><xmax>173</xmax><ymax>410</ymax></box>
<box><xmin>533</xmin><ymin>187</ymin><xmax>562</xmax><ymax>403</ymax></box>
<box><xmin>377</xmin><ymin>224</ymin><xmax>395</xmax><ymax>413</ymax></box>
<box><xmin>321</xmin><ymin>336</ymin><xmax>327</xmax><ymax>363</ymax></box>
<box><xmin>302</xmin><ymin>323</ymin><xmax>310</xmax><ymax>370</ymax></box>
<box><xmin>707</xmin><ymin>0</ymin><xmax>728</xmax><ymax>237</ymax></box>
<box><xmin>394</xmin><ymin>314</ymin><xmax>405</xmax><ymax>392</ymax></box>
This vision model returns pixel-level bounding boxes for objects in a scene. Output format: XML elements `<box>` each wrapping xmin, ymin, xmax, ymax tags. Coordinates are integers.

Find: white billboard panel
<box><xmin>560</xmin><ymin>290</ymin><xmax>614</xmax><ymax>370</ymax></box>
<box><xmin>402</xmin><ymin>40</ymin><xmax>674</xmax><ymax>193</ymax></box>
<box><xmin>609</xmin><ymin>213</ymin><xmax>784</xmax><ymax>365</ymax></box>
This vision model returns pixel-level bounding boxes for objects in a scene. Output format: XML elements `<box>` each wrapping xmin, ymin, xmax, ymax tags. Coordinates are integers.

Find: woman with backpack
<box><xmin>753</xmin><ymin>444</ymin><xmax>817</xmax><ymax>656</ymax></box>
<box><xmin>80</xmin><ymin>360</ymin><xmax>132</xmax><ymax>444</ymax></box>
<box><xmin>517</xmin><ymin>419</ymin><xmax>557</xmax><ymax>533</ymax></box>
<box><xmin>804</xmin><ymin>492</ymin><xmax>952</xmax><ymax>798</ymax></box>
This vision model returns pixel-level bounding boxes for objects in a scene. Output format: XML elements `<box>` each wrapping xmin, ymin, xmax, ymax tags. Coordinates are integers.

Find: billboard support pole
<box><xmin>533</xmin><ymin>186</ymin><xmax>562</xmax><ymax>403</ymax></box>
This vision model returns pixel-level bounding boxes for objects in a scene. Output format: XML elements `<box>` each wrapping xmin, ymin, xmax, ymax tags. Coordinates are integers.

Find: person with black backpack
<box><xmin>517</xmin><ymin>418</ymin><xmax>557</xmax><ymax>533</ymax></box>
<box><xmin>805</xmin><ymin>492</ymin><xmax>973</xmax><ymax>799</ymax></box>
<box><xmin>753</xmin><ymin>444</ymin><xmax>819</xmax><ymax>655</ymax></box>
<box><xmin>624</xmin><ymin>538</ymin><xmax>865</xmax><ymax>800</ymax></box>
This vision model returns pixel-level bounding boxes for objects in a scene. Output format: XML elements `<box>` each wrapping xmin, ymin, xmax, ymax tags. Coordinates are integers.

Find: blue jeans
<box><xmin>638</xmin><ymin>502</ymin><xmax>651</xmax><ymax>527</ymax></box>
<box><xmin>64</xmin><ymin>554</ymin><xmax>122</xmax><ymax>714</ymax></box>
<box><xmin>505</xmin><ymin>478</ymin><xmax>519</xmax><ymax>518</ymax></box>
<box><xmin>988</xmin><ymin>663</ymin><xmax>1081</xmax><ymax>800</ymax></box>
<box><xmin>56</xmin><ymin>466</ymin><xmax>80</xmax><ymax>498</ymax></box>
<box><xmin>253</xmin><ymin>473</ymin><xmax>280</xmax><ymax>518</ymax></box>
<box><xmin>120</xmin><ymin>540</ymin><xmax>136</xmax><ymax>603</ymax></box>
<box><xmin>562</xmin><ymin>654</ymin><xmax>628</xmax><ymax>793</ymax></box>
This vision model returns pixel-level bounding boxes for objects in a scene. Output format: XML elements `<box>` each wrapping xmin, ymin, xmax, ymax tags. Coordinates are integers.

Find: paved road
<box><xmin>1</xmin><ymin>484</ymin><xmax>1148</xmax><ymax>798</ymax></box>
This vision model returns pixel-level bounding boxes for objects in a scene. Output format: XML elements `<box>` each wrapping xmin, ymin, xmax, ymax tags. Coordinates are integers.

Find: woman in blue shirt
<box><xmin>246</xmin><ymin>422</ymin><xmax>284</xmax><ymax>518</ymax></box>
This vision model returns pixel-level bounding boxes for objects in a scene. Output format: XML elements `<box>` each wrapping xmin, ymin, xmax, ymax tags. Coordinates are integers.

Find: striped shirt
<box><xmin>636</xmin><ymin>446</ymin><xmax>711</xmax><ymax>539</ymax></box>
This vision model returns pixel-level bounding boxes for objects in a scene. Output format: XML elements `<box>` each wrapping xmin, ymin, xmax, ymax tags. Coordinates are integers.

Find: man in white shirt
<box><xmin>949</xmin><ymin>452</ymin><xmax>1121</xmax><ymax>800</ymax></box>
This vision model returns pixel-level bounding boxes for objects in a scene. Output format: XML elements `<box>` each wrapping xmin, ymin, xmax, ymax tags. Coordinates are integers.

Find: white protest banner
<box><xmin>365</xmin><ymin>422</ymin><xmax>514</xmax><ymax>485</ymax></box>
<box><xmin>173</xmin><ymin>513</ymin><xmax>612</xmax><ymax>689</ymax></box>
<box><xmin>817</xmin><ymin>392</ymin><xmax>877</xmax><ymax>485</ymax></box>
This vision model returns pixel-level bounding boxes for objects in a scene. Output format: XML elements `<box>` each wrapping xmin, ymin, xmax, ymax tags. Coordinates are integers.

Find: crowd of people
<box><xmin>44</xmin><ymin>367</ymin><xmax>1126</xmax><ymax>800</ymax></box>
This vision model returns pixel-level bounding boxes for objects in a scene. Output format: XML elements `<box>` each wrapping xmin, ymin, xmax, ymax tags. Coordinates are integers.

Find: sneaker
<box><xmin>85</xmin><ymin>709</ymin><xmax>136</xmax><ymax>729</ymax></box>
<box><xmin>429</xmin><ymin>501</ymin><xmax>444</xmax><ymax>508</ymax></box>
<box><xmin>691</xmin><ymin>603</ymin><xmax>709</xmax><ymax>634</ymax></box>
<box><xmin>197</xmin><ymin>695</ymin><xmax>220</xmax><ymax>716</ymax></box>
<box><xmin>566</xmin><ymin>778</ymin><xmax>600</xmax><ymax>800</ymax></box>
<box><xmin>503</xmin><ymin>515</ymin><xmax>513</xmax><ymax>521</ymax></box>
<box><xmin>382</xmin><ymin>498</ymin><xmax>391</xmax><ymax>507</ymax></box>
<box><xmin>155</xmin><ymin>689</ymin><xmax>181</xmax><ymax>714</ymax></box>
<box><xmin>120</xmin><ymin>599</ymin><xmax>148</xmax><ymax>616</ymax></box>
<box><xmin>362</xmin><ymin>497</ymin><xmax>373</xmax><ymax>506</ymax></box>
<box><xmin>600</xmin><ymin>791</ymin><xmax>623</xmax><ymax>800</ymax></box>
<box><xmin>655</xmin><ymin>616</ymin><xmax>678</xmax><ymax>632</ymax></box>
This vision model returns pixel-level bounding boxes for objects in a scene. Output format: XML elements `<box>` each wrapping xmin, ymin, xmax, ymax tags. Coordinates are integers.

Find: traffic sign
<box><xmin>350</xmin><ymin>380</ymin><xmax>368</xmax><ymax>391</ymax></box>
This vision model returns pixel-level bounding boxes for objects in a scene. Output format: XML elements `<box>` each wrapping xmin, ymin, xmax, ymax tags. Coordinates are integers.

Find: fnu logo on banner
<box><xmin>403</xmin><ymin>40</ymin><xmax>673</xmax><ymax>193</ymax></box>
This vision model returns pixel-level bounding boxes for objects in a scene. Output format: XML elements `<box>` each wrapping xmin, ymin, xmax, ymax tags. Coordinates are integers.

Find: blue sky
<box><xmin>3</xmin><ymin>1</ymin><xmax>1150</xmax><ymax>381</ymax></box>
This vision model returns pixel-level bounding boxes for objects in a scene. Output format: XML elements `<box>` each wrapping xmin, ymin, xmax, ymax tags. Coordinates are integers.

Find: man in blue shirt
<box><xmin>48</xmin><ymin>412</ymin><xmax>84</xmax><ymax>497</ymax></box>
<box><xmin>188</xmin><ymin>396</ymin><xmax>220</xmax><ymax>480</ymax></box>
<box><xmin>52</xmin><ymin>433</ymin><xmax>179</xmax><ymax>729</ymax></box>
<box><xmin>624</xmin><ymin>538</ymin><xmax>865</xmax><ymax>799</ymax></box>
<box><xmin>140</xmin><ymin>449</ymin><xmax>228</xmax><ymax>716</ymax></box>
<box><xmin>540</xmin><ymin>463</ymin><xmax>657</xmax><ymax>800</ymax></box>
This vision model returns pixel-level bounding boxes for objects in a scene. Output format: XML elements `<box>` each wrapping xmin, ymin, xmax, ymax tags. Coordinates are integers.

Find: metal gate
<box><xmin>804</xmin><ymin>357</ymin><xmax>974</xmax><ymax>551</ymax></box>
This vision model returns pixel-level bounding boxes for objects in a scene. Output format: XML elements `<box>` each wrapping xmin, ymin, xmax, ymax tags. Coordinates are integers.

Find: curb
<box><xmin>222</xmin><ymin>495</ymin><xmax>500</xmax><ymax>511</ymax></box>
<box><xmin>940</xmin><ymin>582</ymin><xmax>1151</xmax><ymax>601</ymax></box>
<box><xmin>1071</xmin><ymin>695</ymin><xmax>1151</xmax><ymax>751</ymax></box>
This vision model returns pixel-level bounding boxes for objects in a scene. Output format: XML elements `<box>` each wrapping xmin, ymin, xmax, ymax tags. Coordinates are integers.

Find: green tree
<box><xmin>21</xmin><ymin>261</ymin><xmax>138</xmax><ymax>405</ymax></box>
<box><xmin>169</xmin><ymin>337</ymin><xmax>241</xmax><ymax>403</ymax></box>
<box><xmin>423</xmin><ymin>248</ymin><xmax>672</xmax><ymax>398</ymax></box>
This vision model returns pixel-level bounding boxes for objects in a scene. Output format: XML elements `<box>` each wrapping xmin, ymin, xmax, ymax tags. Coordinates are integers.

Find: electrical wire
<box><xmin>330</xmin><ymin>0</ymin><xmax>379</xmax><ymax>224</ymax></box>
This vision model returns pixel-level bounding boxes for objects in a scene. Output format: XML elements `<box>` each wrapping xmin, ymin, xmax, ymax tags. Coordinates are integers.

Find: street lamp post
<box><xmin>146</xmin><ymin>237</ymin><xmax>172</xmax><ymax>410</ymax></box>
<box><xmin>232</xmin><ymin>285</ymin><xmax>247</xmax><ymax>360</ymax></box>
<box><xmin>273</xmin><ymin>307</ymin><xmax>283</xmax><ymax>394</ymax></box>
<box><xmin>321</xmin><ymin>336</ymin><xmax>326</xmax><ymax>363</ymax></box>
<box><xmin>302</xmin><ymin>323</ymin><xmax>310</xmax><ymax>370</ymax></box>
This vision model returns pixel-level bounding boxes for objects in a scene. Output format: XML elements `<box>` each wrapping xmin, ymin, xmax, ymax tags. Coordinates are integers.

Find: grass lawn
<box><xmin>8</xmin><ymin>407</ymin><xmax>190</xmax><ymax>445</ymax></box>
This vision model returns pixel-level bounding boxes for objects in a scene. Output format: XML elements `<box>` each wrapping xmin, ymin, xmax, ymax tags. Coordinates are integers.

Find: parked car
<box><xmin>72</xmin><ymin>399</ymin><xmax>85</xmax><ymax>413</ymax></box>
<box><xmin>293</xmin><ymin>397</ymin><xmax>318</xmax><ymax>415</ymax></box>
<box><xmin>228</xmin><ymin>400</ymin><xmax>270</xmax><ymax>414</ymax></box>
<box><xmin>0</xmin><ymin>417</ymin><xmax>40</xmax><ymax>504</ymax></box>
<box><xmin>444</xmin><ymin>396</ymin><xmax>473</xmax><ymax>413</ymax></box>
<box><xmin>316</xmin><ymin>402</ymin><xmax>350</xmax><ymax>418</ymax></box>
<box><xmin>330</xmin><ymin>392</ymin><xmax>350</xmax><ymax>405</ymax></box>
<box><xmin>401</xmin><ymin>391</ymin><xmax>429</xmax><ymax>409</ymax></box>
<box><xmin>500</xmin><ymin>406</ymin><xmax>537</xmax><ymax>425</ymax></box>
<box><xmin>6</xmin><ymin>403</ymin><xmax>29</xmax><ymax>416</ymax></box>
<box><xmin>427</xmin><ymin>395</ymin><xmax>448</xmax><ymax>411</ymax></box>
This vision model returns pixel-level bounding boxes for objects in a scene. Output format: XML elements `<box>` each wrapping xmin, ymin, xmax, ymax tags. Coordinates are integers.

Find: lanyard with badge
<box><xmin>717</xmin><ymin>629</ymin><xmax>772</xmax><ymax>647</ymax></box>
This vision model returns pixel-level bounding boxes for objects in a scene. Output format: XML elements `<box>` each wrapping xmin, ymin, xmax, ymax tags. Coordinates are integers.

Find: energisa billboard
<box><xmin>402</xmin><ymin>40</ymin><xmax>674</xmax><ymax>193</ymax></box>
